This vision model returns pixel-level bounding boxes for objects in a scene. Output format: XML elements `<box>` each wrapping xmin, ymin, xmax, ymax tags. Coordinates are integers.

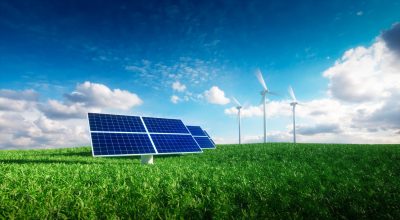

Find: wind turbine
<box><xmin>255</xmin><ymin>69</ymin><xmax>273</xmax><ymax>143</ymax></box>
<box><xmin>288</xmin><ymin>86</ymin><xmax>298</xmax><ymax>144</ymax></box>
<box><xmin>232</xmin><ymin>97</ymin><xmax>242</xmax><ymax>144</ymax></box>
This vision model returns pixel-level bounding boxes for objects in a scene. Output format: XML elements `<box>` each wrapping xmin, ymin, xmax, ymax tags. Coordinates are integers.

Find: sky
<box><xmin>0</xmin><ymin>0</ymin><xmax>400</xmax><ymax>149</ymax></box>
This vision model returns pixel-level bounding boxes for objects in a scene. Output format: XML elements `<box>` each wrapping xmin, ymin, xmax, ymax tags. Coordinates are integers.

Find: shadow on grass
<box><xmin>36</xmin><ymin>151</ymin><xmax>93</xmax><ymax>157</ymax></box>
<box><xmin>0</xmin><ymin>158</ymin><xmax>141</xmax><ymax>165</ymax></box>
<box><xmin>0</xmin><ymin>159</ymin><xmax>102</xmax><ymax>165</ymax></box>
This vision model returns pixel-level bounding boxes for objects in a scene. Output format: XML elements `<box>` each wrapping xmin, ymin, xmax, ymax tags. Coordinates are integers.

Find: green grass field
<box><xmin>0</xmin><ymin>143</ymin><xmax>399</xmax><ymax>219</ymax></box>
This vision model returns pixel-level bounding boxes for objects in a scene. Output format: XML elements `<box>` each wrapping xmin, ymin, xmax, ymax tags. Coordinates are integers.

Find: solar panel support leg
<box><xmin>141</xmin><ymin>155</ymin><xmax>154</xmax><ymax>165</ymax></box>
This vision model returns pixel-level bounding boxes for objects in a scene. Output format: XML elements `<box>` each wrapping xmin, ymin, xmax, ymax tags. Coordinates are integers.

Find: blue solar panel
<box><xmin>143</xmin><ymin>117</ymin><xmax>189</xmax><ymax>134</ymax></box>
<box><xmin>194</xmin><ymin>137</ymin><xmax>215</xmax><ymax>149</ymax></box>
<box><xmin>91</xmin><ymin>132</ymin><xmax>156</xmax><ymax>156</ymax></box>
<box><xmin>203</xmin><ymin>130</ymin><xmax>216</xmax><ymax>147</ymax></box>
<box><xmin>187</xmin><ymin>126</ymin><xmax>207</xmax><ymax>136</ymax></box>
<box><xmin>150</xmin><ymin>134</ymin><xmax>202</xmax><ymax>153</ymax></box>
<box><xmin>88</xmin><ymin>113</ymin><xmax>145</xmax><ymax>132</ymax></box>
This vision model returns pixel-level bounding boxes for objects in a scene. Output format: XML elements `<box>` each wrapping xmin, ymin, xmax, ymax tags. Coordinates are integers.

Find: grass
<box><xmin>0</xmin><ymin>143</ymin><xmax>399</xmax><ymax>219</ymax></box>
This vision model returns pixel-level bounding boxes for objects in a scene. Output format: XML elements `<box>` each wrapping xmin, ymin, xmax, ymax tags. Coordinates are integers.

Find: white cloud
<box><xmin>0</xmin><ymin>89</ymin><xmax>38</xmax><ymax>101</ymax></box>
<box><xmin>170</xmin><ymin>95</ymin><xmax>180</xmax><ymax>104</ymax></box>
<box><xmin>224</xmin><ymin>101</ymin><xmax>290</xmax><ymax>118</ymax></box>
<box><xmin>204</xmin><ymin>86</ymin><xmax>230</xmax><ymax>105</ymax></box>
<box><xmin>172</xmin><ymin>81</ymin><xmax>186</xmax><ymax>92</ymax></box>
<box><xmin>65</xmin><ymin>81</ymin><xmax>143</xmax><ymax>110</ymax></box>
<box><xmin>0</xmin><ymin>89</ymin><xmax>38</xmax><ymax>112</ymax></box>
<box><xmin>39</xmin><ymin>100</ymin><xmax>92</xmax><ymax>120</ymax></box>
<box><xmin>0</xmin><ymin>81</ymin><xmax>143</xmax><ymax>149</ymax></box>
<box><xmin>323</xmin><ymin>40</ymin><xmax>399</xmax><ymax>103</ymax></box>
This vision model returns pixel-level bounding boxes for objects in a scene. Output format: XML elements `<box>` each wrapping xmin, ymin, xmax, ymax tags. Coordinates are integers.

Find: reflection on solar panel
<box><xmin>142</xmin><ymin>117</ymin><xmax>189</xmax><ymax>134</ymax></box>
<box><xmin>193</xmin><ymin>136</ymin><xmax>215</xmax><ymax>149</ymax></box>
<box><xmin>151</xmin><ymin>134</ymin><xmax>202</xmax><ymax>153</ymax></box>
<box><xmin>186</xmin><ymin>125</ymin><xmax>216</xmax><ymax>149</ymax></box>
<box><xmin>203</xmin><ymin>130</ymin><xmax>216</xmax><ymax>146</ymax></box>
<box><xmin>88</xmin><ymin>113</ymin><xmax>145</xmax><ymax>132</ymax></box>
<box><xmin>187</xmin><ymin>126</ymin><xmax>207</xmax><ymax>136</ymax></box>
<box><xmin>91</xmin><ymin>133</ymin><xmax>155</xmax><ymax>156</ymax></box>
<box><xmin>88</xmin><ymin>113</ymin><xmax>202</xmax><ymax>157</ymax></box>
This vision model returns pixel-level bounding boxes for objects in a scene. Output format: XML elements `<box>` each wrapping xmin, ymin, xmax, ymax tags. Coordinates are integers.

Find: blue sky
<box><xmin>1</xmin><ymin>0</ymin><xmax>400</xmax><ymax>148</ymax></box>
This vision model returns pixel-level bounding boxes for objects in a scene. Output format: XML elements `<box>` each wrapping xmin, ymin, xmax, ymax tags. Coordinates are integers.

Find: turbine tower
<box><xmin>232</xmin><ymin>97</ymin><xmax>242</xmax><ymax>144</ymax></box>
<box><xmin>255</xmin><ymin>69</ymin><xmax>271</xmax><ymax>143</ymax></box>
<box><xmin>289</xmin><ymin>86</ymin><xmax>298</xmax><ymax>144</ymax></box>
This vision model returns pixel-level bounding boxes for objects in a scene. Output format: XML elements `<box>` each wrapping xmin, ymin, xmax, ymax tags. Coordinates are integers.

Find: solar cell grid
<box><xmin>187</xmin><ymin>126</ymin><xmax>207</xmax><ymax>136</ymax></box>
<box><xmin>143</xmin><ymin>117</ymin><xmax>189</xmax><ymax>134</ymax></box>
<box><xmin>194</xmin><ymin>136</ymin><xmax>215</xmax><ymax>149</ymax></box>
<box><xmin>91</xmin><ymin>132</ymin><xmax>155</xmax><ymax>156</ymax></box>
<box><xmin>88</xmin><ymin>113</ymin><xmax>145</xmax><ymax>132</ymax></box>
<box><xmin>150</xmin><ymin>134</ymin><xmax>202</xmax><ymax>153</ymax></box>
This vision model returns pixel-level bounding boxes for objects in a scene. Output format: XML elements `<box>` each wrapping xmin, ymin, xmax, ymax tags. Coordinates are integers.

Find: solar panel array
<box><xmin>203</xmin><ymin>130</ymin><xmax>216</xmax><ymax>146</ymax></box>
<box><xmin>186</xmin><ymin>125</ymin><xmax>216</xmax><ymax>149</ymax></box>
<box><xmin>88</xmin><ymin>113</ymin><xmax>202</xmax><ymax>156</ymax></box>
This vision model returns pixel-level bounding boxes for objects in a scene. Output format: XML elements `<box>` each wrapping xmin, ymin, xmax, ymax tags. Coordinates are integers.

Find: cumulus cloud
<box><xmin>172</xmin><ymin>81</ymin><xmax>186</xmax><ymax>92</ymax></box>
<box><xmin>322</xmin><ymin>40</ymin><xmax>399</xmax><ymax>103</ymax></box>
<box><xmin>38</xmin><ymin>81</ymin><xmax>143</xmax><ymax>120</ymax></box>
<box><xmin>170</xmin><ymin>95</ymin><xmax>180</xmax><ymax>104</ymax></box>
<box><xmin>297</xmin><ymin>123</ymin><xmax>342</xmax><ymax>135</ymax></box>
<box><xmin>0</xmin><ymin>89</ymin><xmax>38</xmax><ymax>111</ymax></box>
<box><xmin>204</xmin><ymin>86</ymin><xmax>230</xmax><ymax>105</ymax></box>
<box><xmin>382</xmin><ymin>22</ymin><xmax>400</xmax><ymax>56</ymax></box>
<box><xmin>0</xmin><ymin>81</ymin><xmax>143</xmax><ymax>149</ymax></box>
<box><xmin>0</xmin><ymin>89</ymin><xmax>38</xmax><ymax>101</ymax></box>
<box><xmin>224</xmin><ymin>101</ymin><xmax>290</xmax><ymax>118</ymax></box>
<box><xmin>39</xmin><ymin>100</ymin><xmax>90</xmax><ymax>120</ymax></box>
<box><xmin>65</xmin><ymin>81</ymin><xmax>143</xmax><ymax>110</ymax></box>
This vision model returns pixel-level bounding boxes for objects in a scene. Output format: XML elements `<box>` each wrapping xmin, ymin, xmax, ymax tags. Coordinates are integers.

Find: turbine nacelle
<box><xmin>260</xmin><ymin>90</ymin><xmax>268</xmax><ymax>96</ymax></box>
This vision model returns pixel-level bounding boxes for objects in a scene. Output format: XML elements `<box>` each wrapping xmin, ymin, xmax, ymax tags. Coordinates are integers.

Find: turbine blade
<box><xmin>288</xmin><ymin>86</ymin><xmax>297</xmax><ymax>101</ymax></box>
<box><xmin>255</xmin><ymin>69</ymin><xmax>268</xmax><ymax>91</ymax></box>
<box><xmin>232</xmin><ymin>96</ymin><xmax>241</xmax><ymax>107</ymax></box>
<box><xmin>267</xmin><ymin>91</ymin><xmax>280</xmax><ymax>97</ymax></box>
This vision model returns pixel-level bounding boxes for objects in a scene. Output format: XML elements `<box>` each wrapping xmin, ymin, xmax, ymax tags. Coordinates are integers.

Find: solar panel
<box><xmin>186</xmin><ymin>125</ymin><xmax>216</xmax><ymax>149</ymax></box>
<box><xmin>91</xmin><ymin>133</ymin><xmax>155</xmax><ymax>156</ymax></box>
<box><xmin>187</xmin><ymin>126</ymin><xmax>207</xmax><ymax>136</ymax></box>
<box><xmin>203</xmin><ymin>130</ymin><xmax>216</xmax><ymax>146</ymax></box>
<box><xmin>88</xmin><ymin>113</ymin><xmax>145</xmax><ymax>132</ymax></box>
<box><xmin>88</xmin><ymin>113</ymin><xmax>202</xmax><ymax>157</ymax></box>
<box><xmin>150</xmin><ymin>134</ymin><xmax>202</xmax><ymax>153</ymax></box>
<box><xmin>193</xmin><ymin>136</ymin><xmax>215</xmax><ymax>149</ymax></box>
<box><xmin>142</xmin><ymin>117</ymin><xmax>189</xmax><ymax>134</ymax></box>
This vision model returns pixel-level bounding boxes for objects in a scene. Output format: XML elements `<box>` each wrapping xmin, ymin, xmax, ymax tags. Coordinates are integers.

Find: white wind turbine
<box><xmin>232</xmin><ymin>97</ymin><xmax>242</xmax><ymax>144</ymax></box>
<box><xmin>255</xmin><ymin>69</ymin><xmax>275</xmax><ymax>143</ymax></box>
<box><xmin>288</xmin><ymin>86</ymin><xmax>298</xmax><ymax>144</ymax></box>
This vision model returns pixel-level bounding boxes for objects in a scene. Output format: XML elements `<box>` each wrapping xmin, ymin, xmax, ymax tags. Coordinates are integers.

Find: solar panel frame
<box><xmin>150</xmin><ymin>134</ymin><xmax>203</xmax><ymax>154</ymax></box>
<box><xmin>88</xmin><ymin>113</ymin><xmax>202</xmax><ymax>156</ymax></box>
<box><xmin>142</xmin><ymin>117</ymin><xmax>202</xmax><ymax>155</ymax></box>
<box><xmin>88</xmin><ymin>113</ymin><xmax>159</xmax><ymax>157</ymax></box>
<box><xmin>91</xmin><ymin>132</ymin><xmax>156</xmax><ymax>156</ymax></box>
<box><xmin>88</xmin><ymin>113</ymin><xmax>146</xmax><ymax>132</ymax></box>
<box><xmin>142</xmin><ymin>117</ymin><xmax>190</xmax><ymax>134</ymax></box>
<box><xmin>203</xmin><ymin>130</ymin><xmax>216</xmax><ymax>146</ymax></box>
<box><xmin>193</xmin><ymin>136</ymin><xmax>215</xmax><ymax>149</ymax></box>
<box><xmin>186</xmin><ymin>126</ymin><xmax>207</xmax><ymax>136</ymax></box>
<box><xmin>186</xmin><ymin>125</ymin><xmax>216</xmax><ymax>149</ymax></box>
